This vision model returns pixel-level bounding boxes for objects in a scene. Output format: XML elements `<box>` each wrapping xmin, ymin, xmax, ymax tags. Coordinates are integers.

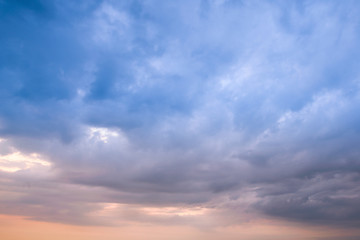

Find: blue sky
<box><xmin>1</xmin><ymin>0</ymin><xmax>360</xmax><ymax>239</ymax></box>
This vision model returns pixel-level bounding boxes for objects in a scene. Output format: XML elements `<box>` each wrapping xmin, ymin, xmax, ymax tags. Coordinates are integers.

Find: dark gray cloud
<box><xmin>316</xmin><ymin>237</ymin><xmax>360</xmax><ymax>240</ymax></box>
<box><xmin>254</xmin><ymin>171</ymin><xmax>360</xmax><ymax>227</ymax></box>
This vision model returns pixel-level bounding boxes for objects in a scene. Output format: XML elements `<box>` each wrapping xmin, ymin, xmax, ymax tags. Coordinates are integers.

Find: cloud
<box><xmin>1</xmin><ymin>0</ymin><xmax>360</xmax><ymax>232</ymax></box>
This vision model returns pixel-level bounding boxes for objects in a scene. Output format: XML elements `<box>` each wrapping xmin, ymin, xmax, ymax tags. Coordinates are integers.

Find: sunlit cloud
<box><xmin>0</xmin><ymin>139</ymin><xmax>51</xmax><ymax>173</ymax></box>
<box><xmin>87</xmin><ymin>127</ymin><xmax>122</xmax><ymax>143</ymax></box>
<box><xmin>142</xmin><ymin>206</ymin><xmax>208</xmax><ymax>217</ymax></box>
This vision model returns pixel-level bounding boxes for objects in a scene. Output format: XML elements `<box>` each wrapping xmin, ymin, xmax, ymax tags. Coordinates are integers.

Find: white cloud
<box><xmin>92</xmin><ymin>3</ymin><xmax>130</xmax><ymax>44</ymax></box>
<box><xmin>0</xmin><ymin>144</ymin><xmax>51</xmax><ymax>173</ymax></box>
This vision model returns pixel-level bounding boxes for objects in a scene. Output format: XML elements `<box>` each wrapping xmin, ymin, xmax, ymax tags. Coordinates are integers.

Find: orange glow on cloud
<box><xmin>1</xmin><ymin>214</ymin><xmax>359</xmax><ymax>240</ymax></box>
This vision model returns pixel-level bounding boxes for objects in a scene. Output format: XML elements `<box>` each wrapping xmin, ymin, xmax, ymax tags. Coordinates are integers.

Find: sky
<box><xmin>1</xmin><ymin>0</ymin><xmax>360</xmax><ymax>239</ymax></box>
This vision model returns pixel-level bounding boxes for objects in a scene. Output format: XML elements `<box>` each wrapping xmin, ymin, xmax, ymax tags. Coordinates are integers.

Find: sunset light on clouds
<box><xmin>1</xmin><ymin>0</ymin><xmax>360</xmax><ymax>239</ymax></box>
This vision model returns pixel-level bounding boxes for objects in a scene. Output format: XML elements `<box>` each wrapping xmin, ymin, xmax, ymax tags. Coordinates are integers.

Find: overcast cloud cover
<box><xmin>1</xmin><ymin>0</ymin><xmax>360</xmax><ymax>234</ymax></box>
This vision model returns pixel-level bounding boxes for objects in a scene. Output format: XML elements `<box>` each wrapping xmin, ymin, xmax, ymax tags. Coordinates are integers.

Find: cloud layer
<box><xmin>1</xmin><ymin>0</ymin><xmax>360</xmax><ymax>232</ymax></box>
